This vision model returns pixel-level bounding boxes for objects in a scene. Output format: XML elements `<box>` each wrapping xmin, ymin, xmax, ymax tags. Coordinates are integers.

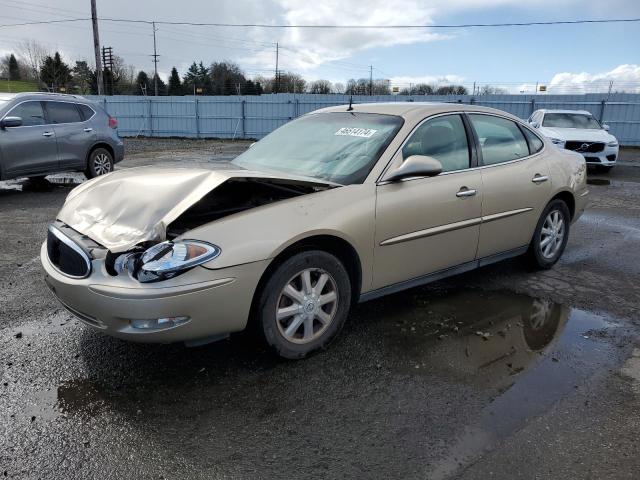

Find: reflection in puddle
<box><xmin>587</xmin><ymin>178</ymin><xmax>611</xmax><ymax>186</ymax></box>
<box><xmin>389</xmin><ymin>290</ymin><xmax>614</xmax><ymax>480</ymax></box>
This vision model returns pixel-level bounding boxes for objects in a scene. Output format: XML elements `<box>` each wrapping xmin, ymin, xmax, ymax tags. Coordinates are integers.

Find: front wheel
<box><xmin>527</xmin><ymin>199</ymin><xmax>571</xmax><ymax>269</ymax></box>
<box><xmin>85</xmin><ymin>148</ymin><xmax>114</xmax><ymax>178</ymax></box>
<box><xmin>256</xmin><ymin>250</ymin><xmax>352</xmax><ymax>359</ymax></box>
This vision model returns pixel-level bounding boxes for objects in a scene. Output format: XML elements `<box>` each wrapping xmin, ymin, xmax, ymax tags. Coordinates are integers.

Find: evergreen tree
<box><xmin>135</xmin><ymin>71</ymin><xmax>151</xmax><ymax>95</ymax></box>
<box><xmin>71</xmin><ymin>61</ymin><xmax>96</xmax><ymax>94</ymax></box>
<box><xmin>182</xmin><ymin>62</ymin><xmax>200</xmax><ymax>94</ymax></box>
<box><xmin>8</xmin><ymin>54</ymin><xmax>20</xmax><ymax>80</ymax></box>
<box><xmin>40</xmin><ymin>52</ymin><xmax>72</xmax><ymax>90</ymax></box>
<box><xmin>152</xmin><ymin>73</ymin><xmax>167</xmax><ymax>96</ymax></box>
<box><xmin>167</xmin><ymin>67</ymin><xmax>182</xmax><ymax>95</ymax></box>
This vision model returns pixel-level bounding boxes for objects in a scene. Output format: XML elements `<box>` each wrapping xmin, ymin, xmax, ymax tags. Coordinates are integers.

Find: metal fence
<box><xmin>88</xmin><ymin>93</ymin><xmax>640</xmax><ymax>146</ymax></box>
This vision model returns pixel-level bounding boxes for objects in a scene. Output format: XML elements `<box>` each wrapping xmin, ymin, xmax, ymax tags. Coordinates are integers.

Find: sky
<box><xmin>1</xmin><ymin>0</ymin><xmax>639</xmax><ymax>93</ymax></box>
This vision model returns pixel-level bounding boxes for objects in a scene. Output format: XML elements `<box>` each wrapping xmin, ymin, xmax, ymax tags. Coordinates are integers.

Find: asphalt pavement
<box><xmin>1</xmin><ymin>142</ymin><xmax>639</xmax><ymax>479</ymax></box>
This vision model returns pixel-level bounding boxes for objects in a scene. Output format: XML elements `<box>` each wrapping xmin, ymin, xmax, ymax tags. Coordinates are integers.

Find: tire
<box><xmin>526</xmin><ymin>199</ymin><xmax>571</xmax><ymax>270</ymax></box>
<box><xmin>85</xmin><ymin>148</ymin><xmax>114</xmax><ymax>178</ymax></box>
<box><xmin>256</xmin><ymin>250</ymin><xmax>352</xmax><ymax>359</ymax></box>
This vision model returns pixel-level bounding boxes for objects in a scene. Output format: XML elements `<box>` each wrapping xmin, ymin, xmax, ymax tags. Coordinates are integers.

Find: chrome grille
<box><xmin>47</xmin><ymin>225</ymin><xmax>92</xmax><ymax>278</ymax></box>
<box><xmin>564</xmin><ymin>141</ymin><xmax>605</xmax><ymax>153</ymax></box>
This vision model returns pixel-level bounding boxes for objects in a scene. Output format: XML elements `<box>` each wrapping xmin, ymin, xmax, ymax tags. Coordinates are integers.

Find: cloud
<box><xmin>243</xmin><ymin>0</ymin><xmax>448</xmax><ymax>70</ymax></box>
<box><xmin>514</xmin><ymin>65</ymin><xmax>640</xmax><ymax>94</ymax></box>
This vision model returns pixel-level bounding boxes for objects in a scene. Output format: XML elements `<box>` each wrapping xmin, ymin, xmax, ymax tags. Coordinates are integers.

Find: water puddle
<box><xmin>29</xmin><ymin>379</ymin><xmax>106</xmax><ymax>420</ymax></box>
<box><xmin>381</xmin><ymin>290</ymin><xmax>618</xmax><ymax>479</ymax></box>
<box><xmin>587</xmin><ymin>178</ymin><xmax>611</xmax><ymax>186</ymax></box>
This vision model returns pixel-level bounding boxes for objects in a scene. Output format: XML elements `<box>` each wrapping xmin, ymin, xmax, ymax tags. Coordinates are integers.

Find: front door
<box><xmin>467</xmin><ymin>114</ymin><xmax>552</xmax><ymax>258</ymax></box>
<box><xmin>0</xmin><ymin>100</ymin><xmax>58</xmax><ymax>177</ymax></box>
<box><xmin>372</xmin><ymin>114</ymin><xmax>482</xmax><ymax>290</ymax></box>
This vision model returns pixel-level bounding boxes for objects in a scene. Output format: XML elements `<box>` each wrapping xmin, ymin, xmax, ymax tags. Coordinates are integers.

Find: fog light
<box><xmin>130</xmin><ymin>316</ymin><xmax>190</xmax><ymax>330</ymax></box>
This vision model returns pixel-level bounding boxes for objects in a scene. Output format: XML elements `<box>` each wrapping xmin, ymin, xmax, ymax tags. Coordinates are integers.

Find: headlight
<box><xmin>607</xmin><ymin>140</ymin><xmax>618</xmax><ymax>147</ymax></box>
<box><xmin>114</xmin><ymin>240</ymin><xmax>221</xmax><ymax>283</ymax></box>
<box><xmin>550</xmin><ymin>138</ymin><xmax>564</xmax><ymax>146</ymax></box>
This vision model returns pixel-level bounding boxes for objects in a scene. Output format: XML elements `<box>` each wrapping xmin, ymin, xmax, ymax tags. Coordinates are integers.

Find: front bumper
<box><xmin>41</xmin><ymin>242</ymin><xmax>268</xmax><ymax>344</ymax></box>
<box><xmin>572</xmin><ymin>145</ymin><xmax>619</xmax><ymax>167</ymax></box>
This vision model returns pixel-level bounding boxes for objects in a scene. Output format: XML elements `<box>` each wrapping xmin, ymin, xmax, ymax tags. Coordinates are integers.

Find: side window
<box><xmin>402</xmin><ymin>114</ymin><xmax>470</xmax><ymax>172</ymax></box>
<box><xmin>78</xmin><ymin>104</ymin><xmax>95</xmax><ymax>121</ymax></box>
<box><xmin>8</xmin><ymin>101</ymin><xmax>45</xmax><ymax>126</ymax></box>
<box><xmin>521</xmin><ymin>126</ymin><xmax>544</xmax><ymax>154</ymax></box>
<box><xmin>469</xmin><ymin>114</ymin><xmax>529</xmax><ymax>165</ymax></box>
<box><xmin>45</xmin><ymin>101</ymin><xmax>82</xmax><ymax>124</ymax></box>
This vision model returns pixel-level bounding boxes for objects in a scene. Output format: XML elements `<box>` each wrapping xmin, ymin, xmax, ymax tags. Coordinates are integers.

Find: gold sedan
<box><xmin>41</xmin><ymin>103</ymin><xmax>588</xmax><ymax>358</ymax></box>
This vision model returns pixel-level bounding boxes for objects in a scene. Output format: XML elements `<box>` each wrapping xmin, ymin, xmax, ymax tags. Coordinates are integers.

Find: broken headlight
<box><xmin>114</xmin><ymin>240</ymin><xmax>221</xmax><ymax>283</ymax></box>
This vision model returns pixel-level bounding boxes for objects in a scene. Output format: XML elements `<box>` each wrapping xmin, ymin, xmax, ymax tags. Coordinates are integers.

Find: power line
<box><xmin>3</xmin><ymin>16</ymin><xmax>640</xmax><ymax>29</ymax></box>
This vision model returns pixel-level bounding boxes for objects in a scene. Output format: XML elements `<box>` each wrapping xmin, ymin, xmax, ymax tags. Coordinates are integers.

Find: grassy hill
<box><xmin>1</xmin><ymin>80</ymin><xmax>40</xmax><ymax>93</ymax></box>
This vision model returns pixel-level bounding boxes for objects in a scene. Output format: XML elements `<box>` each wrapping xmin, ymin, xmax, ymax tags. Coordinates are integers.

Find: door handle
<box><xmin>42</xmin><ymin>131</ymin><xmax>54</xmax><ymax>137</ymax></box>
<box><xmin>83</xmin><ymin>128</ymin><xmax>93</xmax><ymax>132</ymax></box>
<box><xmin>532</xmin><ymin>174</ymin><xmax>548</xmax><ymax>183</ymax></box>
<box><xmin>456</xmin><ymin>187</ymin><xmax>477</xmax><ymax>198</ymax></box>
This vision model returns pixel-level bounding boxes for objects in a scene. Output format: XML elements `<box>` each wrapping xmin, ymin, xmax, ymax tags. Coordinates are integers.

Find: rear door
<box><xmin>44</xmin><ymin>101</ymin><xmax>94</xmax><ymax>170</ymax></box>
<box><xmin>468</xmin><ymin>113</ymin><xmax>551</xmax><ymax>259</ymax></box>
<box><xmin>0</xmin><ymin>100</ymin><xmax>58</xmax><ymax>176</ymax></box>
<box><xmin>372</xmin><ymin>113</ymin><xmax>482</xmax><ymax>289</ymax></box>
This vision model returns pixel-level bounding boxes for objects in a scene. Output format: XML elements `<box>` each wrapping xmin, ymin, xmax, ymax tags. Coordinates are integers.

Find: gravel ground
<box><xmin>1</xmin><ymin>141</ymin><xmax>639</xmax><ymax>479</ymax></box>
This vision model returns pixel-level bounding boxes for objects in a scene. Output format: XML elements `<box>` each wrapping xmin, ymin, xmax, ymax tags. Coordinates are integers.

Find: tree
<box><xmin>135</xmin><ymin>71</ymin><xmax>151</xmax><ymax>95</ymax></box>
<box><xmin>478</xmin><ymin>84</ymin><xmax>507</xmax><ymax>95</ymax></box>
<box><xmin>333</xmin><ymin>82</ymin><xmax>345</xmax><ymax>94</ymax></box>
<box><xmin>308</xmin><ymin>79</ymin><xmax>332</xmax><ymax>94</ymax></box>
<box><xmin>17</xmin><ymin>40</ymin><xmax>49</xmax><ymax>81</ymax></box>
<box><xmin>152</xmin><ymin>73</ymin><xmax>167</xmax><ymax>95</ymax></box>
<box><xmin>400</xmin><ymin>83</ymin><xmax>435</xmax><ymax>95</ymax></box>
<box><xmin>167</xmin><ymin>67</ymin><xmax>182</xmax><ymax>95</ymax></box>
<box><xmin>40</xmin><ymin>52</ymin><xmax>72</xmax><ymax>91</ymax></box>
<box><xmin>210</xmin><ymin>61</ymin><xmax>246</xmax><ymax>95</ymax></box>
<box><xmin>8</xmin><ymin>54</ymin><xmax>20</xmax><ymax>80</ymax></box>
<box><xmin>183</xmin><ymin>61</ymin><xmax>212</xmax><ymax>94</ymax></box>
<box><xmin>71</xmin><ymin>61</ymin><xmax>96</xmax><ymax>94</ymax></box>
<box><xmin>275</xmin><ymin>72</ymin><xmax>306</xmax><ymax>93</ymax></box>
<box><xmin>435</xmin><ymin>84</ymin><xmax>468</xmax><ymax>95</ymax></box>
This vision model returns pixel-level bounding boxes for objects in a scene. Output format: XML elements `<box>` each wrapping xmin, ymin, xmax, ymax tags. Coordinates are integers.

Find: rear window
<box><xmin>45</xmin><ymin>101</ymin><xmax>82</xmax><ymax>124</ymax></box>
<box><xmin>521</xmin><ymin>127</ymin><xmax>544</xmax><ymax>154</ymax></box>
<box><xmin>78</xmin><ymin>104</ymin><xmax>95</xmax><ymax>121</ymax></box>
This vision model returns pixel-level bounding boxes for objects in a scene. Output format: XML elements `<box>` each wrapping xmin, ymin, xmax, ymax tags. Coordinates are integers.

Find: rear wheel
<box><xmin>85</xmin><ymin>148</ymin><xmax>114</xmax><ymax>178</ymax></box>
<box><xmin>256</xmin><ymin>250</ymin><xmax>352</xmax><ymax>359</ymax></box>
<box><xmin>527</xmin><ymin>199</ymin><xmax>570</xmax><ymax>269</ymax></box>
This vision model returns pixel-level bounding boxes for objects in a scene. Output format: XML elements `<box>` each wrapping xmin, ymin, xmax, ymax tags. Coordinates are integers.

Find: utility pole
<box><xmin>369</xmin><ymin>65</ymin><xmax>373</xmax><ymax>96</ymax></box>
<box><xmin>90</xmin><ymin>0</ymin><xmax>103</xmax><ymax>95</ymax></box>
<box><xmin>152</xmin><ymin>21</ymin><xmax>159</xmax><ymax>96</ymax></box>
<box><xmin>274</xmin><ymin>42</ymin><xmax>279</xmax><ymax>94</ymax></box>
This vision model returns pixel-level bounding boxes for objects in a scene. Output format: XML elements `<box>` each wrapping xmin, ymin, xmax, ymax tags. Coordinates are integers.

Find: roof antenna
<box><xmin>347</xmin><ymin>95</ymin><xmax>353</xmax><ymax>111</ymax></box>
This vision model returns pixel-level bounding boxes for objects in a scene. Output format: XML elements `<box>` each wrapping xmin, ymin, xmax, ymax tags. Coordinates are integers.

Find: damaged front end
<box><xmin>55</xmin><ymin>167</ymin><xmax>337</xmax><ymax>283</ymax></box>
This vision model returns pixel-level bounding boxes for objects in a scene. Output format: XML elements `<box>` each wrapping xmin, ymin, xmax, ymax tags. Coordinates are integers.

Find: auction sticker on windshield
<box><xmin>334</xmin><ymin>127</ymin><xmax>378</xmax><ymax>138</ymax></box>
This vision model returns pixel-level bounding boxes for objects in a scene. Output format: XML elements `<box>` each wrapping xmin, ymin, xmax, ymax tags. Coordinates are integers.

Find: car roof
<box><xmin>7</xmin><ymin>92</ymin><xmax>88</xmax><ymax>102</ymax></box>
<box><xmin>536</xmin><ymin>109</ymin><xmax>592</xmax><ymax>116</ymax></box>
<box><xmin>314</xmin><ymin>102</ymin><xmax>522</xmax><ymax>122</ymax></box>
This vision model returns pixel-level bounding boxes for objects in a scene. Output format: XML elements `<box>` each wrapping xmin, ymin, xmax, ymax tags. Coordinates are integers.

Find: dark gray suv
<box><xmin>0</xmin><ymin>92</ymin><xmax>124</xmax><ymax>180</ymax></box>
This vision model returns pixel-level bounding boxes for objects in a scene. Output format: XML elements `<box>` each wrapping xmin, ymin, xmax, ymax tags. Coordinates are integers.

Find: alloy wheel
<box><xmin>539</xmin><ymin>210</ymin><xmax>565</xmax><ymax>259</ymax></box>
<box><xmin>94</xmin><ymin>153</ymin><xmax>112</xmax><ymax>175</ymax></box>
<box><xmin>276</xmin><ymin>268</ymin><xmax>339</xmax><ymax>344</ymax></box>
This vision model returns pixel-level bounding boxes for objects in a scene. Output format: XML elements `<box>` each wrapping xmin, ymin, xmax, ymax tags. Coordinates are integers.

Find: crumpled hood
<box><xmin>538</xmin><ymin>126</ymin><xmax>616</xmax><ymax>143</ymax></box>
<box><xmin>58</xmin><ymin>166</ymin><xmax>337</xmax><ymax>253</ymax></box>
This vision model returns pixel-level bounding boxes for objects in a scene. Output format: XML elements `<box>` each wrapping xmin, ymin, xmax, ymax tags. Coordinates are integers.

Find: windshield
<box><xmin>542</xmin><ymin>113</ymin><xmax>601</xmax><ymax>129</ymax></box>
<box><xmin>232</xmin><ymin>112</ymin><xmax>403</xmax><ymax>184</ymax></box>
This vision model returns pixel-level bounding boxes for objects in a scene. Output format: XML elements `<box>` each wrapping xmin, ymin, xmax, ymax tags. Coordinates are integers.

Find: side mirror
<box><xmin>385</xmin><ymin>155</ymin><xmax>442</xmax><ymax>182</ymax></box>
<box><xmin>0</xmin><ymin>116</ymin><xmax>23</xmax><ymax>129</ymax></box>
<box><xmin>602</xmin><ymin>124</ymin><xmax>610</xmax><ymax>131</ymax></box>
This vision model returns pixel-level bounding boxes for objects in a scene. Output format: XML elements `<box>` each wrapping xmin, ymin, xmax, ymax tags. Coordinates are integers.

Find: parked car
<box><xmin>0</xmin><ymin>92</ymin><xmax>123</xmax><ymax>181</ymax></box>
<box><xmin>41</xmin><ymin>103</ymin><xmax>588</xmax><ymax>359</ymax></box>
<box><xmin>528</xmin><ymin>109</ymin><xmax>619</xmax><ymax>172</ymax></box>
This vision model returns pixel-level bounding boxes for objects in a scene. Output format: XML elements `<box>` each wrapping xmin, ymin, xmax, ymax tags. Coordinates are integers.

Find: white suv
<box><xmin>528</xmin><ymin>109</ymin><xmax>619</xmax><ymax>172</ymax></box>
